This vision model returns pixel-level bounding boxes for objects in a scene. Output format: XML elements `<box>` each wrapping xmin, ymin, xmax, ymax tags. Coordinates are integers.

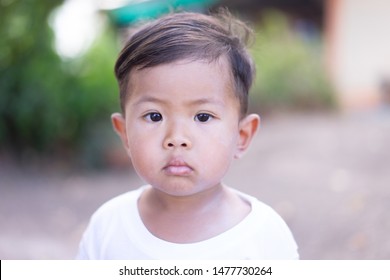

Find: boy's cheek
<box><xmin>204</xmin><ymin>123</ymin><xmax>240</xmax><ymax>148</ymax></box>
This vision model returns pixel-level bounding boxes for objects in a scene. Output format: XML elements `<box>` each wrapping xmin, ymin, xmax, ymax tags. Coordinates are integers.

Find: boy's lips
<box><xmin>163</xmin><ymin>158</ymin><xmax>193</xmax><ymax>176</ymax></box>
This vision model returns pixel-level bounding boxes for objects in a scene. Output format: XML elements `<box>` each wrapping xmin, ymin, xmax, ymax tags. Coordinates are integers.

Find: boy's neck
<box><xmin>137</xmin><ymin>184</ymin><xmax>251</xmax><ymax>243</ymax></box>
<box><xmin>141</xmin><ymin>184</ymin><xmax>226</xmax><ymax>214</ymax></box>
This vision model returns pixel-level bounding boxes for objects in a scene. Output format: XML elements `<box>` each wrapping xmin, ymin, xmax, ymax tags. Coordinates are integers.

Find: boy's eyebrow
<box><xmin>187</xmin><ymin>98</ymin><xmax>225</xmax><ymax>107</ymax></box>
<box><xmin>133</xmin><ymin>96</ymin><xmax>225</xmax><ymax>107</ymax></box>
<box><xmin>132</xmin><ymin>96</ymin><xmax>168</xmax><ymax>107</ymax></box>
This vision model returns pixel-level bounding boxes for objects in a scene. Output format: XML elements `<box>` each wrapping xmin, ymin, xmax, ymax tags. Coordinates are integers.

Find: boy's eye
<box><xmin>195</xmin><ymin>113</ymin><xmax>213</xmax><ymax>123</ymax></box>
<box><xmin>145</xmin><ymin>112</ymin><xmax>163</xmax><ymax>122</ymax></box>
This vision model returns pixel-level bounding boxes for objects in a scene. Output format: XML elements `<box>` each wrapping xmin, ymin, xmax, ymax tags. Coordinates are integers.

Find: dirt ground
<box><xmin>1</xmin><ymin>111</ymin><xmax>390</xmax><ymax>259</ymax></box>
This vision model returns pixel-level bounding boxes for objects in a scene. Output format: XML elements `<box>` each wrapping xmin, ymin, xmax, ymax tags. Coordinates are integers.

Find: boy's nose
<box><xmin>163</xmin><ymin>136</ymin><xmax>192</xmax><ymax>149</ymax></box>
<box><xmin>163</xmin><ymin>123</ymin><xmax>192</xmax><ymax>150</ymax></box>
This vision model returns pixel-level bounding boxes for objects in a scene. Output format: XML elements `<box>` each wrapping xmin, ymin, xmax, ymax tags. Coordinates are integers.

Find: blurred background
<box><xmin>0</xmin><ymin>0</ymin><xmax>389</xmax><ymax>259</ymax></box>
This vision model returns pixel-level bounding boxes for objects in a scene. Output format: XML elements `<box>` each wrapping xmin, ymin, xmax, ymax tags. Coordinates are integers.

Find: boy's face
<box><xmin>112</xmin><ymin>59</ymin><xmax>259</xmax><ymax>197</ymax></box>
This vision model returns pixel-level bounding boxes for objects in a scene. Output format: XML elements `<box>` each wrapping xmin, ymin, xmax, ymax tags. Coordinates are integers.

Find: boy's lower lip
<box><xmin>163</xmin><ymin>165</ymin><xmax>193</xmax><ymax>176</ymax></box>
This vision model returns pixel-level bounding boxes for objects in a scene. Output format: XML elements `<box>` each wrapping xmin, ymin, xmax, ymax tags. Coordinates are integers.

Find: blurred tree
<box><xmin>0</xmin><ymin>0</ymin><xmax>66</xmax><ymax>153</ymax></box>
<box><xmin>0</xmin><ymin>0</ymin><xmax>118</xmax><ymax>163</ymax></box>
<box><xmin>65</xmin><ymin>27</ymin><xmax>120</xmax><ymax>168</ymax></box>
<box><xmin>250</xmin><ymin>10</ymin><xmax>335</xmax><ymax>112</ymax></box>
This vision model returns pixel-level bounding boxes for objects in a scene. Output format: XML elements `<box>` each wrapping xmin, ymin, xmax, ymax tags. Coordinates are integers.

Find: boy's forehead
<box><xmin>124</xmin><ymin>59</ymin><xmax>240</xmax><ymax>110</ymax></box>
<box><xmin>131</xmin><ymin>57</ymin><xmax>231</xmax><ymax>76</ymax></box>
<box><xmin>127</xmin><ymin>58</ymin><xmax>235</xmax><ymax>93</ymax></box>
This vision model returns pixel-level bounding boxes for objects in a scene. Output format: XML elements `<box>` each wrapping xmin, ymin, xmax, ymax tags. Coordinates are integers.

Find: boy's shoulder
<box><xmin>232</xmin><ymin>189</ymin><xmax>298</xmax><ymax>259</ymax></box>
<box><xmin>232</xmin><ymin>188</ymin><xmax>296</xmax><ymax>238</ymax></box>
<box><xmin>233</xmin><ymin>189</ymin><xmax>287</xmax><ymax>224</ymax></box>
<box><xmin>92</xmin><ymin>186</ymin><xmax>144</xmax><ymax>214</ymax></box>
<box><xmin>87</xmin><ymin>186</ymin><xmax>146</xmax><ymax>227</ymax></box>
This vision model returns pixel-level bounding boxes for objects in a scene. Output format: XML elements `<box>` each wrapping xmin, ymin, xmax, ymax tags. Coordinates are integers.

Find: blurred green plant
<box><xmin>250</xmin><ymin>10</ymin><xmax>336</xmax><ymax>113</ymax></box>
<box><xmin>0</xmin><ymin>0</ymin><xmax>119</xmax><ymax>164</ymax></box>
<box><xmin>66</xmin><ymin>29</ymin><xmax>121</xmax><ymax>167</ymax></box>
<box><xmin>0</xmin><ymin>0</ymin><xmax>64</xmax><ymax>152</ymax></box>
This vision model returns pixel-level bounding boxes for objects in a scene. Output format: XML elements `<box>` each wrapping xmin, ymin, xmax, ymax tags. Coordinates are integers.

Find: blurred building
<box><xmin>325</xmin><ymin>0</ymin><xmax>390</xmax><ymax>110</ymax></box>
<box><xmin>219</xmin><ymin>0</ymin><xmax>390</xmax><ymax>111</ymax></box>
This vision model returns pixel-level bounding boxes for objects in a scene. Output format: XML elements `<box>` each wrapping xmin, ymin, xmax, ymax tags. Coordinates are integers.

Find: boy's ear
<box><xmin>235</xmin><ymin>114</ymin><xmax>260</xmax><ymax>159</ymax></box>
<box><xmin>111</xmin><ymin>113</ymin><xmax>130</xmax><ymax>151</ymax></box>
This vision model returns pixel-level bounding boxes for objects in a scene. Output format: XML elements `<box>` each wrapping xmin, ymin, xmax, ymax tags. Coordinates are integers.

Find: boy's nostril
<box><xmin>164</xmin><ymin>139</ymin><xmax>191</xmax><ymax>149</ymax></box>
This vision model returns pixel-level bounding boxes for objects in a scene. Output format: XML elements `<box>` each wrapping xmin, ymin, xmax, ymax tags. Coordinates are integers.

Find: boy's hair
<box><xmin>114</xmin><ymin>10</ymin><xmax>255</xmax><ymax>117</ymax></box>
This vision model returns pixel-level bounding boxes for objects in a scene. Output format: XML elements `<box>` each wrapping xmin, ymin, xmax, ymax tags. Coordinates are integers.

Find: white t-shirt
<box><xmin>76</xmin><ymin>186</ymin><xmax>299</xmax><ymax>259</ymax></box>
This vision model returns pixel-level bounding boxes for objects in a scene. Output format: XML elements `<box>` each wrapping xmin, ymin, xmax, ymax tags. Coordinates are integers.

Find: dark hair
<box><xmin>114</xmin><ymin>10</ymin><xmax>255</xmax><ymax>116</ymax></box>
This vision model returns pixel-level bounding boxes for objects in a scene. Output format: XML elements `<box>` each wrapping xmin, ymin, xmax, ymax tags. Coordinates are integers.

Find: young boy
<box><xmin>77</xmin><ymin>11</ymin><xmax>298</xmax><ymax>259</ymax></box>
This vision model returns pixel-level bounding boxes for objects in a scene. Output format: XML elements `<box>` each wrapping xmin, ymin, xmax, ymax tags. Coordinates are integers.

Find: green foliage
<box><xmin>65</xmin><ymin>29</ymin><xmax>120</xmax><ymax>167</ymax></box>
<box><xmin>0</xmin><ymin>0</ymin><xmax>119</xmax><ymax>162</ymax></box>
<box><xmin>249</xmin><ymin>10</ymin><xmax>336</xmax><ymax>112</ymax></box>
<box><xmin>0</xmin><ymin>0</ymin><xmax>65</xmax><ymax>152</ymax></box>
